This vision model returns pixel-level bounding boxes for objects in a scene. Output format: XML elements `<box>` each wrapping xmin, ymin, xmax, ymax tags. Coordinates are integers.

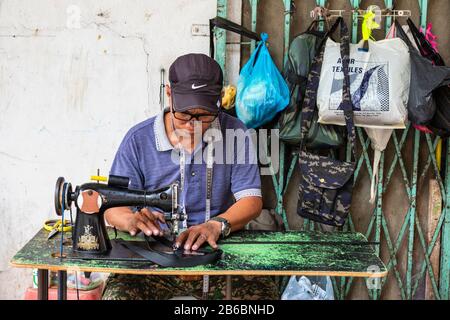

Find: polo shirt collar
<box><xmin>154</xmin><ymin>108</ymin><xmax>174</xmax><ymax>152</ymax></box>
<box><xmin>153</xmin><ymin>107</ymin><xmax>222</xmax><ymax>152</ymax></box>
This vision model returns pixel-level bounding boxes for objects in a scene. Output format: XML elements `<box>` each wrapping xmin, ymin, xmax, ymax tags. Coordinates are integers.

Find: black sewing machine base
<box><xmin>66</xmin><ymin>238</ymin><xmax>219</xmax><ymax>266</ymax></box>
<box><xmin>66</xmin><ymin>239</ymin><xmax>150</xmax><ymax>262</ymax></box>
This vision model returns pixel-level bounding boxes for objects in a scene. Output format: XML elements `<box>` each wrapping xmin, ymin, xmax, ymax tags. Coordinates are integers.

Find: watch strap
<box><xmin>209</xmin><ymin>216</ymin><xmax>231</xmax><ymax>238</ymax></box>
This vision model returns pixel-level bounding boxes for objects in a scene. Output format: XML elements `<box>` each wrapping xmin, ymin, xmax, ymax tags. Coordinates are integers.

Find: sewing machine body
<box><xmin>55</xmin><ymin>175</ymin><xmax>184</xmax><ymax>255</ymax></box>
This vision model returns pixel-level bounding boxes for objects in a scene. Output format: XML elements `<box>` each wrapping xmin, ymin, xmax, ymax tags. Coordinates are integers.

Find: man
<box><xmin>102</xmin><ymin>53</ymin><xmax>279</xmax><ymax>300</ymax></box>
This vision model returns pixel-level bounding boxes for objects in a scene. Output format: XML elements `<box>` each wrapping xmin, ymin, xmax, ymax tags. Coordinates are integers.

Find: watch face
<box><xmin>211</xmin><ymin>217</ymin><xmax>231</xmax><ymax>237</ymax></box>
<box><xmin>223</xmin><ymin>222</ymin><xmax>231</xmax><ymax>237</ymax></box>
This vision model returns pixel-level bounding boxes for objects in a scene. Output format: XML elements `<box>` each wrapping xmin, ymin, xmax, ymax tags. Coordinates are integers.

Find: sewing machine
<box><xmin>54</xmin><ymin>175</ymin><xmax>186</xmax><ymax>255</ymax></box>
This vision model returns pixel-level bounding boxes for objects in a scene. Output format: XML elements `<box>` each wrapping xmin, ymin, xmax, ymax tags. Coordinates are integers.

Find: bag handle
<box><xmin>394</xmin><ymin>19</ymin><xmax>415</xmax><ymax>49</ymax></box>
<box><xmin>405</xmin><ymin>18</ymin><xmax>445</xmax><ymax>66</ymax></box>
<box><xmin>248</xmin><ymin>33</ymin><xmax>268</xmax><ymax>69</ymax></box>
<box><xmin>299</xmin><ymin>17</ymin><xmax>356</xmax><ymax>159</ymax></box>
<box><xmin>406</xmin><ymin>19</ymin><xmax>427</xmax><ymax>52</ymax></box>
<box><xmin>305</xmin><ymin>19</ymin><xmax>329</xmax><ymax>37</ymax></box>
<box><xmin>316</xmin><ymin>16</ymin><xmax>343</xmax><ymax>50</ymax></box>
<box><xmin>209</xmin><ymin>16</ymin><xmax>261</xmax><ymax>59</ymax></box>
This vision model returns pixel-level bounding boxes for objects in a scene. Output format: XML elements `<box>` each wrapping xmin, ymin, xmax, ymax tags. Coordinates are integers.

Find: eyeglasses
<box><xmin>171</xmin><ymin>111</ymin><xmax>219</xmax><ymax>123</ymax></box>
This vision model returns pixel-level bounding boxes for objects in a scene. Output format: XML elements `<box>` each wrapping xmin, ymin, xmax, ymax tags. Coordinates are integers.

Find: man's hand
<box><xmin>175</xmin><ymin>220</ymin><xmax>221</xmax><ymax>251</ymax></box>
<box><xmin>127</xmin><ymin>208</ymin><xmax>166</xmax><ymax>237</ymax></box>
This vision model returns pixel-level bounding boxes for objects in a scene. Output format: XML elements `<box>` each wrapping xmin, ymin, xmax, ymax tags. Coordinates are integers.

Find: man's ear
<box><xmin>166</xmin><ymin>85</ymin><xmax>173</xmax><ymax>110</ymax></box>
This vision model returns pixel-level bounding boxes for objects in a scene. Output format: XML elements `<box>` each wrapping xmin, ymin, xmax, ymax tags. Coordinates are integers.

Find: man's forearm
<box><xmin>104</xmin><ymin>207</ymin><xmax>135</xmax><ymax>231</ymax></box>
<box><xmin>218</xmin><ymin>196</ymin><xmax>262</xmax><ymax>232</ymax></box>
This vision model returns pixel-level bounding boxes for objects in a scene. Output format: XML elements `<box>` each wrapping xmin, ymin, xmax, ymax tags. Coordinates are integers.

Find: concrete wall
<box><xmin>0</xmin><ymin>0</ymin><xmax>216</xmax><ymax>299</ymax></box>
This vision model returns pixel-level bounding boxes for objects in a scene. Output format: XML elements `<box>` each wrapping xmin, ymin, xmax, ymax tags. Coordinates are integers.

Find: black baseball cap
<box><xmin>169</xmin><ymin>53</ymin><xmax>223</xmax><ymax>113</ymax></box>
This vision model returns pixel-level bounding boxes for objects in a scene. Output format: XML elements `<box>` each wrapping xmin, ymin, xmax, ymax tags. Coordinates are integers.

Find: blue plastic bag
<box><xmin>236</xmin><ymin>33</ymin><xmax>289</xmax><ymax>128</ymax></box>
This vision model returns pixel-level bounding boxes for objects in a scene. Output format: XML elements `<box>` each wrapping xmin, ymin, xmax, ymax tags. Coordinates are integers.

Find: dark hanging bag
<box><xmin>394</xmin><ymin>20</ymin><xmax>450</xmax><ymax>128</ymax></box>
<box><xmin>432</xmin><ymin>86</ymin><xmax>450</xmax><ymax>137</ymax></box>
<box><xmin>297</xmin><ymin>18</ymin><xmax>356</xmax><ymax>227</ymax></box>
<box><xmin>404</xmin><ymin>18</ymin><xmax>450</xmax><ymax>137</ymax></box>
<box><xmin>277</xmin><ymin>19</ymin><xmax>344</xmax><ymax>149</ymax></box>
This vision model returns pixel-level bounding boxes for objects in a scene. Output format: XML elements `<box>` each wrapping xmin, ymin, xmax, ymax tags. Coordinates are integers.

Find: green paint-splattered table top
<box><xmin>11</xmin><ymin>228</ymin><xmax>387</xmax><ymax>277</ymax></box>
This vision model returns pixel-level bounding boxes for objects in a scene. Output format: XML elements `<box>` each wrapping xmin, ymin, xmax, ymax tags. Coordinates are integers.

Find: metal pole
<box><xmin>283</xmin><ymin>0</ymin><xmax>292</xmax><ymax>66</ymax></box>
<box><xmin>250</xmin><ymin>0</ymin><xmax>259</xmax><ymax>54</ymax></box>
<box><xmin>57</xmin><ymin>270</ymin><xmax>67</xmax><ymax>300</ymax></box>
<box><xmin>351</xmin><ymin>0</ymin><xmax>361</xmax><ymax>43</ymax></box>
<box><xmin>225</xmin><ymin>275</ymin><xmax>232</xmax><ymax>299</ymax></box>
<box><xmin>37</xmin><ymin>269</ymin><xmax>49</xmax><ymax>300</ymax></box>
<box><xmin>440</xmin><ymin>138</ymin><xmax>450</xmax><ymax>299</ymax></box>
<box><xmin>215</xmin><ymin>0</ymin><xmax>228</xmax><ymax>78</ymax></box>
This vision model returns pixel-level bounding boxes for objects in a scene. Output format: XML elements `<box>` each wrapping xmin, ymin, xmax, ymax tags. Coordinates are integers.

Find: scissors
<box><xmin>44</xmin><ymin>219</ymin><xmax>73</xmax><ymax>240</ymax></box>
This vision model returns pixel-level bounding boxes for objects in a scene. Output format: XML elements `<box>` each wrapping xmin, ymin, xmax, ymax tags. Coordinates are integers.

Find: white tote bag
<box><xmin>317</xmin><ymin>38</ymin><xmax>410</xmax><ymax>129</ymax></box>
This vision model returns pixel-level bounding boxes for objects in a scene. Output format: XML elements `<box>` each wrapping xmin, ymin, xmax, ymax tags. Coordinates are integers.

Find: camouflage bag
<box><xmin>297</xmin><ymin>18</ymin><xmax>356</xmax><ymax>227</ymax></box>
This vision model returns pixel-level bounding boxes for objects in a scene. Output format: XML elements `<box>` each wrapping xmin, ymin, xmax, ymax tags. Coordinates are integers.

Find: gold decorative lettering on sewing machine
<box><xmin>77</xmin><ymin>225</ymin><xmax>100</xmax><ymax>251</ymax></box>
<box><xmin>54</xmin><ymin>175</ymin><xmax>186</xmax><ymax>255</ymax></box>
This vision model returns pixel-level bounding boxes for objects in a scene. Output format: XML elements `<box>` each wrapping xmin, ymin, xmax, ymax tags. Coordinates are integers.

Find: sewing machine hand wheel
<box><xmin>54</xmin><ymin>177</ymin><xmax>73</xmax><ymax>216</ymax></box>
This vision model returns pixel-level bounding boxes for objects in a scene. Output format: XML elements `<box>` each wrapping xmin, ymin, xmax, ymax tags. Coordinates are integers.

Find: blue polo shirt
<box><xmin>109</xmin><ymin>108</ymin><xmax>261</xmax><ymax>226</ymax></box>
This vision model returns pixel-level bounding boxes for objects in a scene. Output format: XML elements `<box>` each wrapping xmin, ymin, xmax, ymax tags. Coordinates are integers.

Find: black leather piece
<box><xmin>117</xmin><ymin>239</ymin><xmax>223</xmax><ymax>268</ymax></box>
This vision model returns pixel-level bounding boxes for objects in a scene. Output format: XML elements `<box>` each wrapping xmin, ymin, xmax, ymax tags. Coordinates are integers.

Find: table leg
<box><xmin>37</xmin><ymin>269</ymin><xmax>49</xmax><ymax>300</ymax></box>
<box><xmin>225</xmin><ymin>275</ymin><xmax>232</xmax><ymax>299</ymax></box>
<box><xmin>58</xmin><ymin>270</ymin><xmax>67</xmax><ymax>300</ymax></box>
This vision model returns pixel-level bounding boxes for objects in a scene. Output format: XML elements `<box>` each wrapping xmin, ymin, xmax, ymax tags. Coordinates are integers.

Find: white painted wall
<box><xmin>0</xmin><ymin>0</ymin><xmax>217</xmax><ymax>299</ymax></box>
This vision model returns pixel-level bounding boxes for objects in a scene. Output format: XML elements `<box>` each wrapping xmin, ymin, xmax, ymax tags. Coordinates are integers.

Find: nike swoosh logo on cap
<box><xmin>192</xmin><ymin>83</ymin><xmax>207</xmax><ymax>90</ymax></box>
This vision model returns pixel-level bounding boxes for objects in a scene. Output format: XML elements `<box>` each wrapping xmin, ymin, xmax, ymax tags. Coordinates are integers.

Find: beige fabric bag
<box><xmin>317</xmin><ymin>37</ymin><xmax>410</xmax><ymax>129</ymax></box>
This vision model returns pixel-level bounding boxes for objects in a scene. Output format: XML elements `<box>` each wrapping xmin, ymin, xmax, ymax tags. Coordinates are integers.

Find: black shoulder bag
<box><xmin>394</xmin><ymin>20</ymin><xmax>450</xmax><ymax>129</ymax></box>
<box><xmin>404</xmin><ymin>18</ymin><xmax>450</xmax><ymax>137</ymax></box>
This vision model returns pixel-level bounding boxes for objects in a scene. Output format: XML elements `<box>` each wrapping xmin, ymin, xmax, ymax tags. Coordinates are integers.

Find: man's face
<box><xmin>166</xmin><ymin>86</ymin><xmax>217</xmax><ymax>135</ymax></box>
<box><xmin>171</xmin><ymin>107</ymin><xmax>217</xmax><ymax>134</ymax></box>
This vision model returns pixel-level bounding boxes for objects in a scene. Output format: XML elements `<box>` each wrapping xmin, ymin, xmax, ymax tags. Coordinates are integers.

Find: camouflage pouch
<box><xmin>298</xmin><ymin>151</ymin><xmax>354</xmax><ymax>226</ymax></box>
<box><xmin>297</xmin><ymin>18</ymin><xmax>356</xmax><ymax>227</ymax></box>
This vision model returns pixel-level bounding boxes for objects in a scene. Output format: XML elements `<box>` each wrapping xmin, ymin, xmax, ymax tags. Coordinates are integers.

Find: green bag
<box><xmin>277</xmin><ymin>22</ymin><xmax>344</xmax><ymax>149</ymax></box>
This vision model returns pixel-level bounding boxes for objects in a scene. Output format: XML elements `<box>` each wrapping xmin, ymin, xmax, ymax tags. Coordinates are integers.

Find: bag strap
<box><xmin>339</xmin><ymin>21</ymin><xmax>357</xmax><ymax>159</ymax></box>
<box><xmin>316</xmin><ymin>16</ymin><xmax>343</xmax><ymax>50</ymax></box>
<box><xmin>209</xmin><ymin>16</ymin><xmax>261</xmax><ymax>59</ymax></box>
<box><xmin>405</xmin><ymin>18</ymin><xmax>445</xmax><ymax>66</ymax></box>
<box><xmin>394</xmin><ymin>20</ymin><xmax>415</xmax><ymax>49</ymax></box>
<box><xmin>299</xmin><ymin>17</ymin><xmax>356</xmax><ymax>159</ymax></box>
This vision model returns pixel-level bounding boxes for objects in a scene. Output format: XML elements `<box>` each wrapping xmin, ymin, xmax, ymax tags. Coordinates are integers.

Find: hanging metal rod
<box><xmin>310</xmin><ymin>7</ymin><xmax>411</xmax><ymax>19</ymax></box>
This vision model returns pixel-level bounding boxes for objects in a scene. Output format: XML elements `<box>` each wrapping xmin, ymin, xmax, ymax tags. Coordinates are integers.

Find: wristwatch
<box><xmin>209</xmin><ymin>216</ymin><xmax>231</xmax><ymax>238</ymax></box>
